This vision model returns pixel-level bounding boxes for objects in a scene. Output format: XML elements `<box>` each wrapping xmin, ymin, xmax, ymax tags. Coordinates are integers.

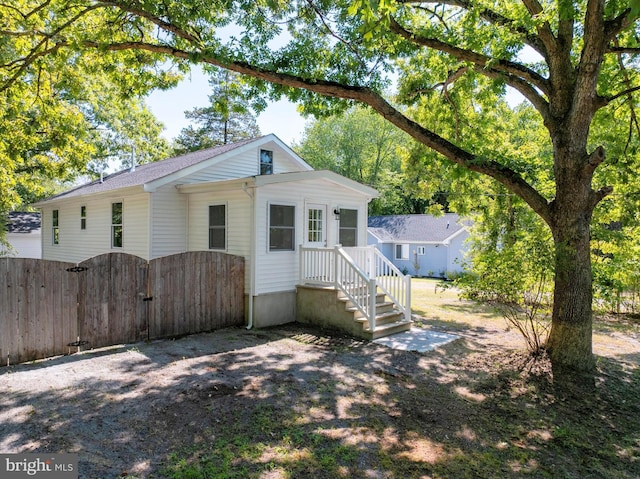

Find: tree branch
<box><xmin>520</xmin><ymin>0</ymin><xmax>557</xmax><ymax>56</ymax></box>
<box><xmin>397</xmin><ymin>0</ymin><xmax>548</xmax><ymax>57</ymax></box>
<box><xmin>388</xmin><ymin>16</ymin><xmax>550</xmax><ymax>98</ymax></box>
<box><xmin>71</xmin><ymin>39</ymin><xmax>552</xmax><ymax>224</ymax></box>
<box><xmin>604</xmin><ymin>7</ymin><xmax>636</xmax><ymax>40</ymax></box>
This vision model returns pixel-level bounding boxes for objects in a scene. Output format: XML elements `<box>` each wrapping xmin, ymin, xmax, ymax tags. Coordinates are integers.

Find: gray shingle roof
<box><xmin>40</xmin><ymin>137</ymin><xmax>260</xmax><ymax>202</ymax></box>
<box><xmin>368</xmin><ymin>213</ymin><xmax>466</xmax><ymax>243</ymax></box>
<box><xmin>6</xmin><ymin>212</ymin><xmax>41</xmax><ymax>233</ymax></box>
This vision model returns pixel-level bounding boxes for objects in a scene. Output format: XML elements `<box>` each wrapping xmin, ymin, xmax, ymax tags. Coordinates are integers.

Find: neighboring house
<box><xmin>1</xmin><ymin>212</ymin><xmax>42</xmax><ymax>258</ymax></box>
<box><xmin>368</xmin><ymin>213</ymin><xmax>469</xmax><ymax>278</ymax></box>
<box><xmin>33</xmin><ymin>134</ymin><xmax>380</xmax><ymax>329</ymax></box>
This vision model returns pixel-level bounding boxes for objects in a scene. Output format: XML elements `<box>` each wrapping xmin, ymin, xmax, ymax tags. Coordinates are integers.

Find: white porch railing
<box><xmin>300</xmin><ymin>245</ymin><xmax>411</xmax><ymax>331</ymax></box>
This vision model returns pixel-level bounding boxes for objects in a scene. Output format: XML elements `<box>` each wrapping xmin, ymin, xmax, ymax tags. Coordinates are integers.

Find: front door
<box><xmin>305</xmin><ymin>204</ymin><xmax>326</xmax><ymax>247</ymax></box>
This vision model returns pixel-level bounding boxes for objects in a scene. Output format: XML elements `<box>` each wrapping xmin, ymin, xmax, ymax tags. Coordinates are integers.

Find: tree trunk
<box><xmin>546</xmin><ymin>149</ymin><xmax>597</xmax><ymax>384</ymax></box>
<box><xmin>548</xmin><ymin>225</ymin><xmax>595</xmax><ymax>378</ymax></box>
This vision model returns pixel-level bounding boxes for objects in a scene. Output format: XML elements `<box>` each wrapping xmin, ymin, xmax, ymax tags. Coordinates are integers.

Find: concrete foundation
<box><xmin>296</xmin><ymin>284</ymin><xmax>365</xmax><ymax>338</ymax></box>
<box><xmin>249</xmin><ymin>290</ymin><xmax>297</xmax><ymax>328</ymax></box>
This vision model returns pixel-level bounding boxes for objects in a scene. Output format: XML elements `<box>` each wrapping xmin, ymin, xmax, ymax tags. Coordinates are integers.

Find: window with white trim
<box><xmin>395</xmin><ymin>244</ymin><xmax>409</xmax><ymax>260</ymax></box>
<box><xmin>80</xmin><ymin>206</ymin><xmax>87</xmax><ymax>230</ymax></box>
<box><xmin>52</xmin><ymin>210</ymin><xmax>59</xmax><ymax>245</ymax></box>
<box><xmin>338</xmin><ymin>208</ymin><xmax>358</xmax><ymax>247</ymax></box>
<box><xmin>260</xmin><ymin>149</ymin><xmax>273</xmax><ymax>175</ymax></box>
<box><xmin>208</xmin><ymin>204</ymin><xmax>226</xmax><ymax>250</ymax></box>
<box><xmin>269</xmin><ymin>204</ymin><xmax>295</xmax><ymax>251</ymax></box>
<box><xmin>111</xmin><ymin>202</ymin><xmax>123</xmax><ymax>248</ymax></box>
<box><xmin>417</xmin><ymin>246</ymin><xmax>426</xmax><ymax>255</ymax></box>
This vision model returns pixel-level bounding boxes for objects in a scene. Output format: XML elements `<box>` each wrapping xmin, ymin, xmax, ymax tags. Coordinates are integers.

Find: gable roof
<box><xmin>368</xmin><ymin>213</ymin><xmax>467</xmax><ymax>244</ymax></box>
<box><xmin>34</xmin><ymin>134</ymin><xmax>311</xmax><ymax>205</ymax></box>
<box><xmin>5</xmin><ymin>212</ymin><xmax>41</xmax><ymax>234</ymax></box>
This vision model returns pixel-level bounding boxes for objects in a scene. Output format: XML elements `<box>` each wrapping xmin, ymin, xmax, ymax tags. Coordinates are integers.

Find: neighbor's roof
<box><xmin>34</xmin><ymin>134</ymin><xmax>310</xmax><ymax>205</ymax></box>
<box><xmin>6</xmin><ymin>212</ymin><xmax>41</xmax><ymax>234</ymax></box>
<box><xmin>368</xmin><ymin>214</ymin><xmax>467</xmax><ymax>243</ymax></box>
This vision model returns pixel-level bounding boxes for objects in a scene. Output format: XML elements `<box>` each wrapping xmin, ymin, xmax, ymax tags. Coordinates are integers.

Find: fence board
<box><xmin>0</xmin><ymin>258</ymin><xmax>77</xmax><ymax>365</ymax></box>
<box><xmin>148</xmin><ymin>251</ymin><xmax>245</xmax><ymax>339</ymax></box>
<box><xmin>78</xmin><ymin>253</ymin><xmax>148</xmax><ymax>349</ymax></box>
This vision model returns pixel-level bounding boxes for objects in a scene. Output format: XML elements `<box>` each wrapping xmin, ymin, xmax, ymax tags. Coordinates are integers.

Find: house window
<box><xmin>395</xmin><ymin>244</ymin><xmax>409</xmax><ymax>260</ymax></box>
<box><xmin>269</xmin><ymin>204</ymin><xmax>295</xmax><ymax>251</ymax></box>
<box><xmin>260</xmin><ymin>149</ymin><xmax>273</xmax><ymax>175</ymax></box>
<box><xmin>417</xmin><ymin>246</ymin><xmax>425</xmax><ymax>255</ymax></box>
<box><xmin>111</xmin><ymin>202</ymin><xmax>123</xmax><ymax>248</ymax></box>
<box><xmin>80</xmin><ymin>206</ymin><xmax>87</xmax><ymax>230</ymax></box>
<box><xmin>339</xmin><ymin>208</ymin><xmax>358</xmax><ymax>247</ymax></box>
<box><xmin>307</xmin><ymin>207</ymin><xmax>323</xmax><ymax>243</ymax></box>
<box><xmin>52</xmin><ymin>210</ymin><xmax>59</xmax><ymax>245</ymax></box>
<box><xmin>209</xmin><ymin>204</ymin><xmax>226</xmax><ymax>250</ymax></box>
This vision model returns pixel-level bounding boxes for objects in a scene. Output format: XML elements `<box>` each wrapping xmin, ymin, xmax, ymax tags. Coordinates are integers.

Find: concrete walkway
<box><xmin>373</xmin><ymin>327</ymin><xmax>460</xmax><ymax>353</ymax></box>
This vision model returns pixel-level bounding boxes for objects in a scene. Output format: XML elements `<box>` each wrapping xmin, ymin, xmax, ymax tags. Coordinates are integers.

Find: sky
<box><xmin>146</xmin><ymin>67</ymin><xmax>308</xmax><ymax>146</ymax></box>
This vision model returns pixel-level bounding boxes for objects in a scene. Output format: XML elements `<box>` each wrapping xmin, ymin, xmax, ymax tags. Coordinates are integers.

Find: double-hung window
<box><xmin>338</xmin><ymin>208</ymin><xmax>358</xmax><ymax>247</ymax></box>
<box><xmin>209</xmin><ymin>204</ymin><xmax>226</xmax><ymax>250</ymax></box>
<box><xmin>395</xmin><ymin>244</ymin><xmax>409</xmax><ymax>260</ymax></box>
<box><xmin>111</xmin><ymin>202</ymin><xmax>123</xmax><ymax>248</ymax></box>
<box><xmin>269</xmin><ymin>204</ymin><xmax>295</xmax><ymax>251</ymax></box>
<box><xmin>80</xmin><ymin>206</ymin><xmax>87</xmax><ymax>230</ymax></box>
<box><xmin>52</xmin><ymin>210</ymin><xmax>59</xmax><ymax>245</ymax></box>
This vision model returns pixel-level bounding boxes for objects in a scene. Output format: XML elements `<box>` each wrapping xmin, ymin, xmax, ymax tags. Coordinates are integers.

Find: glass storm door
<box><xmin>305</xmin><ymin>204</ymin><xmax>326</xmax><ymax>247</ymax></box>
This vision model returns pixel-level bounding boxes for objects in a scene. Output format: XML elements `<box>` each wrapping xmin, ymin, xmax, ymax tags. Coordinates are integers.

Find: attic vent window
<box><xmin>260</xmin><ymin>149</ymin><xmax>273</xmax><ymax>175</ymax></box>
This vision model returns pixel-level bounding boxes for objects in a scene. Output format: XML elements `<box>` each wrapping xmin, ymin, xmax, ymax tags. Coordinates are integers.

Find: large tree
<box><xmin>173</xmin><ymin>67</ymin><xmax>261</xmax><ymax>154</ymax></box>
<box><xmin>2</xmin><ymin>1</ymin><xmax>639</xmax><ymax>382</ymax></box>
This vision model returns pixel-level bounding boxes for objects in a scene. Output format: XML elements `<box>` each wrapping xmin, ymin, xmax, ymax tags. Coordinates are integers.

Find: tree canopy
<box><xmin>172</xmin><ymin>67</ymin><xmax>261</xmax><ymax>154</ymax></box>
<box><xmin>2</xmin><ymin>0</ymin><xmax>639</xmax><ymax>383</ymax></box>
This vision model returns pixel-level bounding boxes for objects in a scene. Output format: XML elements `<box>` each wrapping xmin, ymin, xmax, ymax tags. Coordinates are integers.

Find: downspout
<box><xmin>243</xmin><ymin>181</ymin><xmax>257</xmax><ymax>329</ymax></box>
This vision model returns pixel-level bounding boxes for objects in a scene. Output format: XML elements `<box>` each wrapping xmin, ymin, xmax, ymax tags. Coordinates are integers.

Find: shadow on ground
<box><xmin>1</xmin><ymin>324</ymin><xmax>639</xmax><ymax>479</ymax></box>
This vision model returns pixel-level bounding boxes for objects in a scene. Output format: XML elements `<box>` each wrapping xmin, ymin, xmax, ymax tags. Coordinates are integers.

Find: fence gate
<box><xmin>76</xmin><ymin>253</ymin><xmax>149</xmax><ymax>349</ymax></box>
<box><xmin>1</xmin><ymin>252</ymin><xmax>244</xmax><ymax>366</ymax></box>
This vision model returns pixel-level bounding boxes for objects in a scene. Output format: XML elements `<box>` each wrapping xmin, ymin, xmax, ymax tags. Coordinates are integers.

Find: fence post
<box><xmin>404</xmin><ymin>275</ymin><xmax>412</xmax><ymax>322</ymax></box>
<box><xmin>369</xmin><ymin>278</ymin><xmax>377</xmax><ymax>332</ymax></box>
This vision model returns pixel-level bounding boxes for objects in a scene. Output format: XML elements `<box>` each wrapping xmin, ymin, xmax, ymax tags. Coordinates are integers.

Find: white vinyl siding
<box><xmin>253</xmin><ymin>179</ymin><xmax>370</xmax><ymax>295</ymax></box>
<box><xmin>149</xmin><ymin>185</ymin><xmax>187</xmax><ymax>258</ymax></box>
<box><xmin>2</xmin><ymin>232</ymin><xmax>42</xmax><ymax>258</ymax></box>
<box><xmin>40</xmin><ymin>193</ymin><xmax>150</xmax><ymax>263</ymax></box>
<box><xmin>178</xmin><ymin>143</ymin><xmax>309</xmax><ymax>184</ymax></box>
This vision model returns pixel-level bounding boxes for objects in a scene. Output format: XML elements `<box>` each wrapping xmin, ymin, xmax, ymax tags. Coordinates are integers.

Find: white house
<box><xmin>34</xmin><ymin>134</ymin><xmax>390</xmax><ymax>330</ymax></box>
<box><xmin>1</xmin><ymin>212</ymin><xmax>42</xmax><ymax>258</ymax></box>
<box><xmin>368</xmin><ymin>213</ymin><xmax>469</xmax><ymax>278</ymax></box>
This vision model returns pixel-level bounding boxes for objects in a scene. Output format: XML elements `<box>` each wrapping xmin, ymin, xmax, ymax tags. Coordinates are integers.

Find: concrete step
<box><xmin>348</xmin><ymin>301</ymin><xmax>395</xmax><ymax>318</ymax></box>
<box><xmin>362</xmin><ymin>319</ymin><xmax>413</xmax><ymax>340</ymax></box>
<box><xmin>355</xmin><ymin>309</ymin><xmax>405</xmax><ymax>326</ymax></box>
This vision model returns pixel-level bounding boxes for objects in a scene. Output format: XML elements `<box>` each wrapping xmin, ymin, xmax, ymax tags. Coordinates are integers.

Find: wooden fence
<box><xmin>0</xmin><ymin>251</ymin><xmax>244</xmax><ymax>366</ymax></box>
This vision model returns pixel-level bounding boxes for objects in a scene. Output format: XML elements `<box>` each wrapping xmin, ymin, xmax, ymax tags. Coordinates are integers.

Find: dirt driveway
<box><xmin>0</xmin><ymin>325</ymin><xmax>402</xmax><ymax>477</ymax></box>
<box><xmin>2</xmin><ymin>317</ymin><xmax>639</xmax><ymax>478</ymax></box>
